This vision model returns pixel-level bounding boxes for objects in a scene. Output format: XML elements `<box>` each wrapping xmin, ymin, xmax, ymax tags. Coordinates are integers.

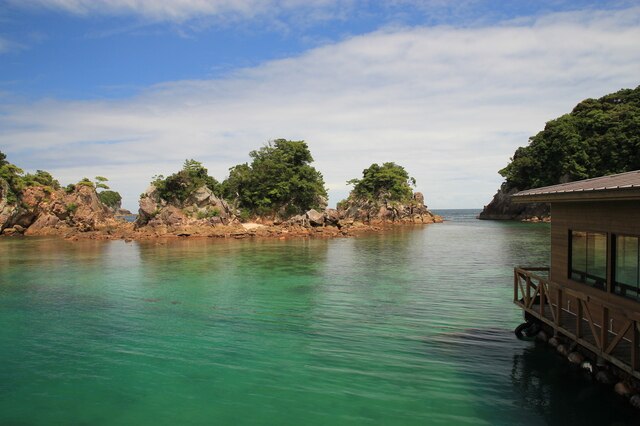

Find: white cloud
<box><xmin>2</xmin><ymin>7</ymin><xmax>640</xmax><ymax>209</ymax></box>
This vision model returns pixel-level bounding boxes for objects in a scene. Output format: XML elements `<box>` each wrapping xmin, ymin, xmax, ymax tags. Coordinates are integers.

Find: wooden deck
<box><xmin>514</xmin><ymin>267</ymin><xmax>640</xmax><ymax>379</ymax></box>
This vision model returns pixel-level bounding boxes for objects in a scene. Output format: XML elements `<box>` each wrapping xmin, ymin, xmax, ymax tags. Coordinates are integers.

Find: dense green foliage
<box><xmin>76</xmin><ymin>177</ymin><xmax>95</xmax><ymax>188</ymax></box>
<box><xmin>500</xmin><ymin>85</ymin><xmax>640</xmax><ymax>190</ymax></box>
<box><xmin>152</xmin><ymin>159</ymin><xmax>221</xmax><ymax>203</ymax></box>
<box><xmin>0</xmin><ymin>151</ymin><xmax>24</xmax><ymax>203</ymax></box>
<box><xmin>22</xmin><ymin>170</ymin><xmax>60</xmax><ymax>189</ymax></box>
<box><xmin>0</xmin><ymin>152</ymin><xmax>59</xmax><ymax>203</ymax></box>
<box><xmin>0</xmin><ymin>151</ymin><xmax>123</xmax><ymax>209</ymax></box>
<box><xmin>98</xmin><ymin>190</ymin><xmax>122</xmax><ymax>209</ymax></box>
<box><xmin>221</xmin><ymin>139</ymin><xmax>328</xmax><ymax>216</ymax></box>
<box><xmin>65</xmin><ymin>202</ymin><xmax>78</xmax><ymax>214</ymax></box>
<box><xmin>346</xmin><ymin>162</ymin><xmax>416</xmax><ymax>202</ymax></box>
<box><xmin>94</xmin><ymin>176</ymin><xmax>109</xmax><ymax>190</ymax></box>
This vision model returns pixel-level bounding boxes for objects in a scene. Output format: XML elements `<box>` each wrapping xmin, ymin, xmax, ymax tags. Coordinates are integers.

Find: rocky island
<box><xmin>0</xmin><ymin>141</ymin><xmax>441</xmax><ymax>240</ymax></box>
<box><xmin>479</xmin><ymin>85</ymin><xmax>640</xmax><ymax>221</ymax></box>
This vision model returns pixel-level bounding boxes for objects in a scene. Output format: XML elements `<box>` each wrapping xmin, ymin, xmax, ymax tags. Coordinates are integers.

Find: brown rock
<box><xmin>324</xmin><ymin>209</ymin><xmax>340</xmax><ymax>227</ymax></box>
<box><xmin>567</xmin><ymin>352</ymin><xmax>585</xmax><ymax>365</ymax></box>
<box><xmin>615</xmin><ymin>382</ymin><xmax>634</xmax><ymax>397</ymax></box>
<box><xmin>2</xmin><ymin>227</ymin><xmax>17</xmax><ymax>236</ymax></box>
<box><xmin>24</xmin><ymin>214</ymin><xmax>61</xmax><ymax>235</ymax></box>
<box><xmin>306</xmin><ymin>209</ymin><xmax>325</xmax><ymax>227</ymax></box>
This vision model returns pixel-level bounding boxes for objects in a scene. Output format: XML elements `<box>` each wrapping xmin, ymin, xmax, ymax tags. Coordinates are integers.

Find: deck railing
<box><xmin>514</xmin><ymin>267</ymin><xmax>640</xmax><ymax>379</ymax></box>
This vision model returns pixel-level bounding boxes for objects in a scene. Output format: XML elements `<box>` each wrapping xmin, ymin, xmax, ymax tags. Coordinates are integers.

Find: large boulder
<box><xmin>285</xmin><ymin>214</ymin><xmax>308</xmax><ymax>227</ymax></box>
<box><xmin>137</xmin><ymin>185</ymin><xmax>161</xmax><ymax>226</ymax></box>
<box><xmin>306</xmin><ymin>209</ymin><xmax>325</xmax><ymax>227</ymax></box>
<box><xmin>150</xmin><ymin>205</ymin><xmax>186</xmax><ymax>227</ymax></box>
<box><xmin>185</xmin><ymin>186</ymin><xmax>214</xmax><ymax>208</ymax></box>
<box><xmin>324</xmin><ymin>208</ymin><xmax>340</xmax><ymax>227</ymax></box>
<box><xmin>183</xmin><ymin>186</ymin><xmax>233</xmax><ymax>219</ymax></box>
<box><xmin>24</xmin><ymin>213</ymin><xmax>63</xmax><ymax>236</ymax></box>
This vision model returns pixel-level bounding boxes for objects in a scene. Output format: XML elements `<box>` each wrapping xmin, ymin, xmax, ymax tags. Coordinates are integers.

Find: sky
<box><xmin>1</xmin><ymin>0</ymin><xmax>639</xmax><ymax>210</ymax></box>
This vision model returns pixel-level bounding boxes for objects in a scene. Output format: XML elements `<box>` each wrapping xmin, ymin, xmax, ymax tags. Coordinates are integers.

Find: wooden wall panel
<box><xmin>550</xmin><ymin>200</ymin><xmax>640</xmax><ymax>304</ymax></box>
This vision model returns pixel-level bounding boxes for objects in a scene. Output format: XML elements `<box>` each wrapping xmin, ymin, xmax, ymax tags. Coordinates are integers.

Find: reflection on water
<box><xmin>0</xmin><ymin>212</ymin><xmax>637</xmax><ymax>425</ymax></box>
<box><xmin>511</xmin><ymin>343</ymin><xmax>640</xmax><ymax>425</ymax></box>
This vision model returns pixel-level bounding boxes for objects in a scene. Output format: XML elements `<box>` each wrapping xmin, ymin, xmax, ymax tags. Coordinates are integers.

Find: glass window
<box><xmin>615</xmin><ymin>235</ymin><xmax>640</xmax><ymax>301</ymax></box>
<box><xmin>570</xmin><ymin>230</ymin><xmax>607</xmax><ymax>290</ymax></box>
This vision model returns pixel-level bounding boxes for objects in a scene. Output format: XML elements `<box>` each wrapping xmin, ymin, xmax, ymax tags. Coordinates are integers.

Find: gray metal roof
<box><xmin>512</xmin><ymin>170</ymin><xmax>640</xmax><ymax>201</ymax></box>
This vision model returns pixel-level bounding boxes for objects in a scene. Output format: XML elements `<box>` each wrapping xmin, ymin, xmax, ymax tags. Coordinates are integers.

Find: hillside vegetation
<box><xmin>221</xmin><ymin>139</ymin><xmax>328</xmax><ymax>217</ymax></box>
<box><xmin>480</xmin><ymin>85</ymin><xmax>640</xmax><ymax>220</ymax></box>
<box><xmin>500</xmin><ymin>85</ymin><xmax>640</xmax><ymax>191</ymax></box>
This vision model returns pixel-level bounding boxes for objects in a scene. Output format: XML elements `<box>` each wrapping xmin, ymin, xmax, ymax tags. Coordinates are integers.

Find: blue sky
<box><xmin>1</xmin><ymin>0</ymin><xmax>639</xmax><ymax>209</ymax></box>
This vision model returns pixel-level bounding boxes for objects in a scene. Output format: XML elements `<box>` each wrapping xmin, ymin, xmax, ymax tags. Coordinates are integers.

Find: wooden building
<box><xmin>512</xmin><ymin>170</ymin><xmax>640</xmax><ymax>379</ymax></box>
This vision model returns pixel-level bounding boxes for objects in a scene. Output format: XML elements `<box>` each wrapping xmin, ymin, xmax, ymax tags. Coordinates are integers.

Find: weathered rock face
<box><xmin>183</xmin><ymin>186</ymin><xmax>233</xmax><ymax>219</ymax></box>
<box><xmin>1</xmin><ymin>184</ymin><xmax>120</xmax><ymax>236</ymax></box>
<box><xmin>306</xmin><ymin>209</ymin><xmax>325</xmax><ymax>227</ymax></box>
<box><xmin>0</xmin><ymin>178</ymin><xmax>19</xmax><ymax>232</ymax></box>
<box><xmin>136</xmin><ymin>185</ymin><xmax>235</xmax><ymax>229</ymax></box>
<box><xmin>337</xmin><ymin>191</ymin><xmax>442</xmax><ymax>225</ymax></box>
<box><xmin>137</xmin><ymin>185</ymin><xmax>162</xmax><ymax>226</ymax></box>
<box><xmin>478</xmin><ymin>184</ymin><xmax>550</xmax><ymax>221</ymax></box>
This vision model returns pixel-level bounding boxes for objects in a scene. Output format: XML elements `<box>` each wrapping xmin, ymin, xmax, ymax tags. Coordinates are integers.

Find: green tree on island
<box><xmin>0</xmin><ymin>151</ymin><xmax>24</xmax><ymax>203</ymax></box>
<box><xmin>346</xmin><ymin>162</ymin><xmax>416</xmax><ymax>202</ymax></box>
<box><xmin>22</xmin><ymin>170</ymin><xmax>60</xmax><ymax>189</ymax></box>
<box><xmin>221</xmin><ymin>139</ymin><xmax>328</xmax><ymax>217</ymax></box>
<box><xmin>98</xmin><ymin>190</ymin><xmax>122</xmax><ymax>210</ymax></box>
<box><xmin>499</xmin><ymin>85</ymin><xmax>640</xmax><ymax>190</ymax></box>
<box><xmin>94</xmin><ymin>176</ymin><xmax>110</xmax><ymax>190</ymax></box>
<box><xmin>0</xmin><ymin>151</ymin><xmax>61</xmax><ymax>202</ymax></box>
<box><xmin>152</xmin><ymin>159</ymin><xmax>221</xmax><ymax>203</ymax></box>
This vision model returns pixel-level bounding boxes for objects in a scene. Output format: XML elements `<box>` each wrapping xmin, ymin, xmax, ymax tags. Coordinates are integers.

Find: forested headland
<box><xmin>479</xmin><ymin>85</ymin><xmax>640</xmax><ymax>221</ymax></box>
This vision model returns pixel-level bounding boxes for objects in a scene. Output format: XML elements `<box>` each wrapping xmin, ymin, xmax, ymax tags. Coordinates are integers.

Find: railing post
<box><xmin>632</xmin><ymin>321</ymin><xmax>639</xmax><ymax>371</ymax></box>
<box><xmin>556</xmin><ymin>288</ymin><xmax>562</xmax><ymax>328</ymax></box>
<box><xmin>514</xmin><ymin>270</ymin><xmax>518</xmax><ymax>303</ymax></box>
<box><xmin>576</xmin><ymin>299</ymin><xmax>583</xmax><ymax>338</ymax></box>
<box><xmin>601</xmin><ymin>307</ymin><xmax>609</xmax><ymax>352</ymax></box>
<box><xmin>525</xmin><ymin>276</ymin><xmax>531</xmax><ymax>308</ymax></box>
<box><xmin>539</xmin><ymin>279</ymin><xmax>545</xmax><ymax>317</ymax></box>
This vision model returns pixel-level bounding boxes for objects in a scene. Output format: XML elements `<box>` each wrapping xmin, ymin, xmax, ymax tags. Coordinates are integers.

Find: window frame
<box><xmin>568</xmin><ymin>228</ymin><xmax>609</xmax><ymax>291</ymax></box>
<box><xmin>612</xmin><ymin>233</ymin><xmax>640</xmax><ymax>301</ymax></box>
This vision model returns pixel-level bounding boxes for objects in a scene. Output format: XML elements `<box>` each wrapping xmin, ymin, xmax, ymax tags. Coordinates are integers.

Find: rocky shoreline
<box><xmin>0</xmin><ymin>183</ymin><xmax>442</xmax><ymax>241</ymax></box>
<box><xmin>478</xmin><ymin>184</ymin><xmax>550</xmax><ymax>222</ymax></box>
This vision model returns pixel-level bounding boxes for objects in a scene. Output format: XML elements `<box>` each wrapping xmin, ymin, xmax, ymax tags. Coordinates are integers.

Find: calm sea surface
<box><xmin>1</xmin><ymin>210</ymin><xmax>638</xmax><ymax>425</ymax></box>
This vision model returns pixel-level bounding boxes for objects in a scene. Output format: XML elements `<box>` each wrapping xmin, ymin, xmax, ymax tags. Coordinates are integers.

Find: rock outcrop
<box><xmin>2</xmin><ymin>181</ymin><xmax>443</xmax><ymax>241</ymax></box>
<box><xmin>478</xmin><ymin>184</ymin><xmax>550</xmax><ymax>222</ymax></box>
<box><xmin>136</xmin><ymin>185</ymin><xmax>235</xmax><ymax>229</ymax></box>
<box><xmin>337</xmin><ymin>192</ymin><xmax>442</xmax><ymax>225</ymax></box>
<box><xmin>0</xmin><ymin>185</ymin><xmax>124</xmax><ymax>236</ymax></box>
<box><xmin>0</xmin><ymin>179</ymin><xmax>19</xmax><ymax>231</ymax></box>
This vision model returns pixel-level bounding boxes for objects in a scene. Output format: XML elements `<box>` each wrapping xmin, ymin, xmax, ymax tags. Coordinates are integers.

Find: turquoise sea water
<box><xmin>1</xmin><ymin>210</ymin><xmax>638</xmax><ymax>425</ymax></box>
